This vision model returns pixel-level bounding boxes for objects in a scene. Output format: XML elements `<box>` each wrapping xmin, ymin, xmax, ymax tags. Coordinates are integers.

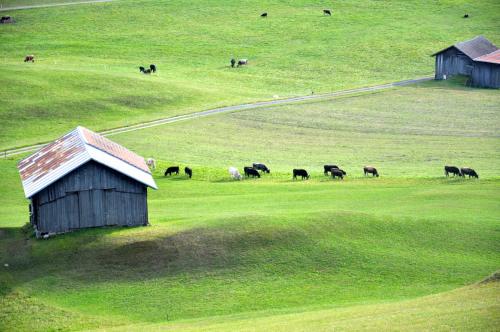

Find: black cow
<box><xmin>331</xmin><ymin>168</ymin><xmax>346</xmax><ymax>180</ymax></box>
<box><xmin>164</xmin><ymin>166</ymin><xmax>180</xmax><ymax>176</ymax></box>
<box><xmin>463</xmin><ymin>14</ymin><xmax>469</xmax><ymax>18</ymax></box>
<box><xmin>253</xmin><ymin>163</ymin><xmax>270</xmax><ymax>173</ymax></box>
<box><xmin>261</xmin><ymin>12</ymin><xmax>268</xmax><ymax>17</ymax></box>
<box><xmin>185</xmin><ymin>167</ymin><xmax>192</xmax><ymax>178</ymax></box>
<box><xmin>444</xmin><ymin>166</ymin><xmax>462</xmax><ymax>177</ymax></box>
<box><xmin>324</xmin><ymin>164</ymin><xmax>339</xmax><ymax>175</ymax></box>
<box><xmin>24</xmin><ymin>55</ymin><xmax>35</xmax><ymax>62</ymax></box>
<box><xmin>244</xmin><ymin>166</ymin><xmax>260</xmax><ymax>178</ymax></box>
<box><xmin>461</xmin><ymin>167</ymin><xmax>478</xmax><ymax>178</ymax></box>
<box><xmin>140</xmin><ymin>67</ymin><xmax>151</xmax><ymax>74</ymax></box>
<box><xmin>363</xmin><ymin>166</ymin><xmax>379</xmax><ymax>177</ymax></box>
<box><xmin>323</xmin><ymin>9</ymin><xmax>332</xmax><ymax>16</ymax></box>
<box><xmin>150</xmin><ymin>64</ymin><xmax>157</xmax><ymax>73</ymax></box>
<box><xmin>1</xmin><ymin>16</ymin><xmax>14</xmax><ymax>23</ymax></box>
<box><xmin>293</xmin><ymin>169</ymin><xmax>309</xmax><ymax>180</ymax></box>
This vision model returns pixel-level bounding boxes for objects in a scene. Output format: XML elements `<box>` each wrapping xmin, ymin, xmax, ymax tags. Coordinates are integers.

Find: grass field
<box><xmin>0</xmin><ymin>0</ymin><xmax>499</xmax><ymax>149</ymax></box>
<box><xmin>1</xmin><ymin>78</ymin><xmax>499</xmax><ymax>330</ymax></box>
<box><xmin>0</xmin><ymin>0</ymin><xmax>499</xmax><ymax>330</ymax></box>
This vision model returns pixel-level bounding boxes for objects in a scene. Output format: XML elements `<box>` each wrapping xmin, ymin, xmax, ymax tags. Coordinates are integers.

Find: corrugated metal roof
<box><xmin>474</xmin><ymin>49</ymin><xmax>500</xmax><ymax>64</ymax></box>
<box><xmin>432</xmin><ymin>36</ymin><xmax>498</xmax><ymax>59</ymax></box>
<box><xmin>18</xmin><ymin>126</ymin><xmax>157</xmax><ymax>198</ymax></box>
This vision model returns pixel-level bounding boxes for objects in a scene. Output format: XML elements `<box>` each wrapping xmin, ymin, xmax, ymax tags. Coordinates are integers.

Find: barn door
<box><xmin>77</xmin><ymin>190</ymin><xmax>107</xmax><ymax>228</ymax></box>
<box><xmin>78</xmin><ymin>190</ymin><xmax>95</xmax><ymax>228</ymax></box>
<box><xmin>65</xmin><ymin>192</ymin><xmax>80</xmax><ymax>230</ymax></box>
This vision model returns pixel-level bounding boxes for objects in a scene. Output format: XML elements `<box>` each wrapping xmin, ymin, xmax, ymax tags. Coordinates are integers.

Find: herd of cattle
<box><xmin>444</xmin><ymin>166</ymin><xmax>479</xmax><ymax>178</ymax></box>
<box><xmin>146</xmin><ymin>159</ymin><xmax>480</xmax><ymax>180</ymax></box>
<box><xmin>139</xmin><ymin>64</ymin><xmax>157</xmax><ymax>74</ymax></box>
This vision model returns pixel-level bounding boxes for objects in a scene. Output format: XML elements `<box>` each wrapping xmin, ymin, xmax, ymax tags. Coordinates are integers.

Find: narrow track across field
<box><xmin>1</xmin><ymin>76</ymin><xmax>432</xmax><ymax>158</ymax></box>
<box><xmin>0</xmin><ymin>0</ymin><xmax>114</xmax><ymax>11</ymax></box>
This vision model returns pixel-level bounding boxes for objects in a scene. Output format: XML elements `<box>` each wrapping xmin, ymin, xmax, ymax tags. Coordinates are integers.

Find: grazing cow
<box><xmin>253</xmin><ymin>163</ymin><xmax>270</xmax><ymax>173</ymax></box>
<box><xmin>237</xmin><ymin>59</ymin><xmax>248</xmax><ymax>67</ymax></box>
<box><xmin>331</xmin><ymin>168</ymin><xmax>345</xmax><ymax>180</ymax></box>
<box><xmin>461</xmin><ymin>167</ymin><xmax>479</xmax><ymax>178</ymax></box>
<box><xmin>146</xmin><ymin>158</ymin><xmax>156</xmax><ymax>170</ymax></box>
<box><xmin>24</xmin><ymin>55</ymin><xmax>35</xmax><ymax>63</ymax></box>
<box><xmin>164</xmin><ymin>166</ymin><xmax>180</xmax><ymax>176</ymax></box>
<box><xmin>363</xmin><ymin>166</ymin><xmax>379</xmax><ymax>177</ymax></box>
<box><xmin>323</xmin><ymin>9</ymin><xmax>332</xmax><ymax>16</ymax></box>
<box><xmin>1</xmin><ymin>16</ymin><xmax>14</xmax><ymax>24</ymax></box>
<box><xmin>185</xmin><ymin>167</ymin><xmax>192</xmax><ymax>178</ymax></box>
<box><xmin>140</xmin><ymin>67</ymin><xmax>151</xmax><ymax>74</ymax></box>
<box><xmin>293</xmin><ymin>169</ymin><xmax>310</xmax><ymax>180</ymax></box>
<box><xmin>150</xmin><ymin>64</ymin><xmax>157</xmax><ymax>73</ymax></box>
<box><xmin>463</xmin><ymin>14</ymin><xmax>469</xmax><ymax>18</ymax></box>
<box><xmin>230</xmin><ymin>58</ymin><xmax>236</xmax><ymax>68</ymax></box>
<box><xmin>229</xmin><ymin>167</ymin><xmax>242</xmax><ymax>180</ymax></box>
<box><xmin>261</xmin><ymin>12</ymin><xmax>268</xmax><ymax>17</ymax></box>
<box><xmin>244</xmin><ymin>166</ymin><xmax>261</xmax><ymax>178</ymax></box>
<box><xmin>323</xmin><ymin>164</ymin><xmax>339</xmax><ymax>175</ymax></box>
<box><xmin>444</xmin><ymin>165</ymin><xmax>461</xmax><ymax>177</ymax></box>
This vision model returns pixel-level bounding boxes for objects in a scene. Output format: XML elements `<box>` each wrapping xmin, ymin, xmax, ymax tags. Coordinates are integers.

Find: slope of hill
<box><xmin>0</xmin><ymin>0</ymin><xmax>499</xmax><ymax>149</ymax></box>
<box><xmin>0</xmin><ymin>80</ymin><xmax>498</xmax><ymax>330</ymax></box>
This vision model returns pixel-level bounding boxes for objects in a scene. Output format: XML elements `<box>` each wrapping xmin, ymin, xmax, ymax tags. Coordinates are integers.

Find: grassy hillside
<box><xmin>101</xmin><ymin>281</ymin><xmax>500</xmax><ymax>331</ymax></box>
<box><xmin>1</xmin><ymin>1</ymin><xmax>499</xmax><ymax>330</ymax></box>
<box><xmin>110</xmin><ymin>80</ymin><xmax>500</xmax><ymax>177</ymax></box>
<box><xmin>1</xmin><ymin>0</ymin><xmax>499</xmax><ymax>149</ymax></box>
<box><xmin>0</xmin><ymin>80</ymin><xmax>499</xmax><ymax>330</ymax></box>
<box><xmin>1</xmin><ymin>159</ymin><xmax>499</xmax><ymax>329</ymax></box>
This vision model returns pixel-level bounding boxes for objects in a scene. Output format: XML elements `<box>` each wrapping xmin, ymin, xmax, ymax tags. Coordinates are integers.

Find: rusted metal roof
<box><xmin>474</xmin><ymin>50</ymin><xmax>500</xmax><ymax>64</ymax></box>
<box><xmin>79</xmin><ymin>126</ymin><xmax>150</xmax><ymax>173</ymax></box>
<box><xmin>432</xmin><ymin>36</ymin><xmax>498</xmax><ymax>59</ymax></box>
<box><xmin>18</xmin><ymin>126</ymin><xmax>157</xmax><ymax>198</ymax></box>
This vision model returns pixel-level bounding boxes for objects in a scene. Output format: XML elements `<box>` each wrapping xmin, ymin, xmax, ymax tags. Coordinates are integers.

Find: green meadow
<box><xmin>0</xmin><ymin>0</ymin><xmax>499</xmax><ymax>331</ymax></box>
<box><xmin>1</xmin><ymin>79</ymin><xmax>499</xmax><ymax>331</ymax></box>
<box><xmin>1</xmin><ymin>0</ymin><xmax>499</xmax><ymax>149</ymax></box>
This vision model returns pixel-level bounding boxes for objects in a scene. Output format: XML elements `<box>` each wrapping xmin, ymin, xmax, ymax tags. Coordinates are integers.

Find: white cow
<box><xmin>146</xmin><ymin>158</ymin><xmax>156</xmax><ymax>170</ymax></box>
<box><xmin>228</xmin><ymin>167</ymin><xmax>242</xmax><ymax>180</ymax></box>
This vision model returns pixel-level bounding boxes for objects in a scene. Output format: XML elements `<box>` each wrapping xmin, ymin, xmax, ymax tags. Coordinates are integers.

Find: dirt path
<box><xmin>1</xmin><ymin>77</ymin><xmax>433</xmax><ymax>158</ymax></box>
<box><xmin>0</xmin><ymin>0</ymin><xmax>114</xmax><ymax>11</ymax></box>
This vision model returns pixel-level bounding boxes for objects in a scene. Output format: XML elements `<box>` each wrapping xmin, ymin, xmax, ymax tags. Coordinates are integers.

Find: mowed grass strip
<box><xmin>1</xmin><ymin>0</ymin><xmax>499</xmax><ymax>149</ymax></box>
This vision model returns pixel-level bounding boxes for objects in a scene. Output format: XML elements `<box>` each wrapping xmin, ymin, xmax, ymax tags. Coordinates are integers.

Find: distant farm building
<box><xmin>17</xmin><ymin>127</ymin><xmax>157</xmax><ymax>237</ymax></box>
<box><xmin>432</xmin><ymin>35</ymin><xmax>499</xmax><ymax>88</ymax></box>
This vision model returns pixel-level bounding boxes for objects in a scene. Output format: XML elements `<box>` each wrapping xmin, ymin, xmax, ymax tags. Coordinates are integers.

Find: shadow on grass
<box><xmin>0</xmin><ymin>219</ymin><xmax>341</xmax><ymax>287</ymax></box>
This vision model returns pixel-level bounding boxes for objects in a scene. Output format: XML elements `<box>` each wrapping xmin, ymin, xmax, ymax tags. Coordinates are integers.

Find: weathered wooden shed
<box><xmin>432</xmin><ymin>36</ymin><xmax>499</xmax><ymax>88</ymax></box>
<box><xmin>17</xmin><ymin>126</ymin><xmax>157</xmax><ymax>237</ymax></box>
<box><xmin>471</xmin><ymin>50</ymin><xmax>500</xmax><ymax>88</ymax></box>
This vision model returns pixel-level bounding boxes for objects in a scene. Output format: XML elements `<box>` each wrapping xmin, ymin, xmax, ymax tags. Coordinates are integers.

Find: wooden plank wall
<box><xmin>471</xmin><ymin>63</ymin><xmax>500</xmax><ymax>88</ymax></box>
<box><xmin>435</xmin><ymin>48</ymin><xmax>473</xmax><ymax>79</ymax></box>
<box><xmin>33</xmin><ymin>161</ymin><xmax>148</xmax><ymax>234</ymax></box>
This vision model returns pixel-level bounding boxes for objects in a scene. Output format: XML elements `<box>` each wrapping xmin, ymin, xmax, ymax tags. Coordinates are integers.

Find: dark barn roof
<box><xmin>432</xmin><ymin>36</ymin><xmax>498</xmax><ymax>60</ymax></box>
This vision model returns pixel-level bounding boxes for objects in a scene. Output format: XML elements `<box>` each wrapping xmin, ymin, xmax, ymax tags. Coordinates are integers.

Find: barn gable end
<box><xmin>18</xmin><ymin>126</ymin><xmax>156</xmax><ymax>236</ymax></box>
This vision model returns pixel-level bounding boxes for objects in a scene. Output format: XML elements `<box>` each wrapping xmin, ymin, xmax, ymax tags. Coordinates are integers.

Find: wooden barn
<box><xmin>17</xmin><ymin>126</ymin><xmax>157</xmax><ymax>237</ymax></box>
<box><xmin>432</xmin><ymin>35</ymin><xmax>499</xmax><ymax>88</ymax></box>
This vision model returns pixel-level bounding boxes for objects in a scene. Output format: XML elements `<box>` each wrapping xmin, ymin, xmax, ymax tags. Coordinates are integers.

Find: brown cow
<box><xmin>363</xmin><ymin>166</ymin><xmax>379</xmax><ymax>177</ymax></box>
